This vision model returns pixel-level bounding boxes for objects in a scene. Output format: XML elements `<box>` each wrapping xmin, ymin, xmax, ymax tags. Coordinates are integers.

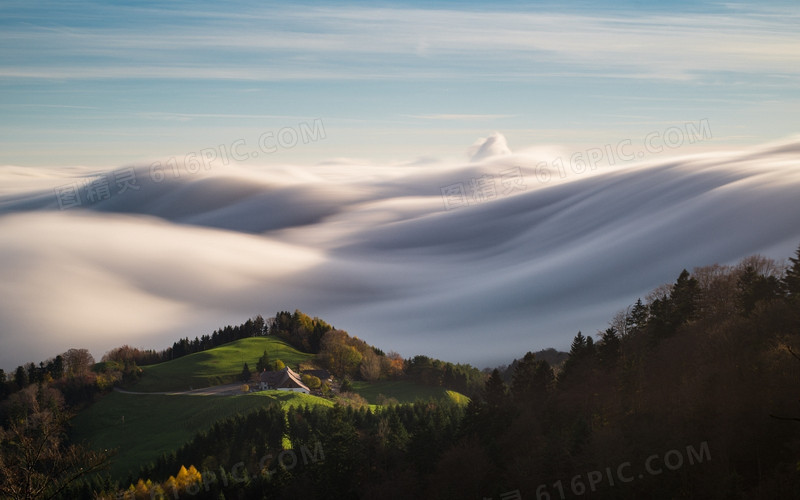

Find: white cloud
<box><xmin>1</xmin><ymin>136</ymin><xmax>800</xmax><ymax>369</ymax></box>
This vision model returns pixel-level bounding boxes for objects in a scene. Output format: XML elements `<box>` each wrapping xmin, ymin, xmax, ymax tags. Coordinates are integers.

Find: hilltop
<box><xmin>67</xmin><ymin>331</ymin><xmax>472</xmax><ymax>481</ymax></box>
<box><xmin>125</xmin><ymin>337</ymin><xmax>313</xmax><ymax>393</ymax></box>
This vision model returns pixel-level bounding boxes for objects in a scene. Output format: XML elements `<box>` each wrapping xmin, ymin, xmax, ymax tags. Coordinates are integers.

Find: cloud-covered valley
<box><xmin>2</xmin><ymin>135</ymin><xmax>800</xmax><ymax>370</ymax></box>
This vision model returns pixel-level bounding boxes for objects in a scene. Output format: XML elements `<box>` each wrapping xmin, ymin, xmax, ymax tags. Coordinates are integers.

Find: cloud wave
<box><xmin>1</xmin><ymin>136</ymin><xmax>800</xmax><ymax>369</ymax></box>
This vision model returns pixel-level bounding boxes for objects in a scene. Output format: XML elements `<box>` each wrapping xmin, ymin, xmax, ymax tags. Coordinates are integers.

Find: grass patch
<box><xmin>349</xmin><ymin>380</ymin><xmax>468</xmax><ymax>405</ymax></box>
<box><xmin>70</xmin><ymin>390</ymin><xmax>332</xmax><ymax>480</ymax></box>
<box><xmin>128</xmin><ymin>337</ymin><xmax>313</xmax><ymax>393</ymax></box>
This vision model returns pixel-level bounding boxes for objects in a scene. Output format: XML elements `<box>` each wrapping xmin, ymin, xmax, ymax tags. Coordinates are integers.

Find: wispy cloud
<box><xmin>1</xmin><ymin>4</ymin><xmax>798</xmax><ymax>83</ymax></box>
<box><xmin>405</xmin><ymin>114</ymin><xmax>516</xmax><ymax>121</ymax></box>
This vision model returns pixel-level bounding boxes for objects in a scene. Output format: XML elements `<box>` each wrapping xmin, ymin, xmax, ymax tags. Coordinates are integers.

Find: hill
<box><xmin>350</xmin><ymin>380</ymin><xmax>468</xmax><ymax>405</ymax></box>
<box><xmin>70</xmin><ymin>390</ymin><xmax>333</xmax><ymax>480</ymax></box>
<box><xmin>126</xmin><ymin>337</ymin><xmax>313</xmax><ymax>393</ymax></box>
<box><xmin>70</xmin><ymin>334</ymin><xmax>470</xmax><ymax>481</ymax></box>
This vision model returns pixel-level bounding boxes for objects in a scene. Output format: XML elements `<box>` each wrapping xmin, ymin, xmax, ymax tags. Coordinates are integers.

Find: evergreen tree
<box><xmin>598</xmin><ymin>326</ymin><xmax>621</xmax><ymax>368</ymax></box>
<box><xmin>511</xmin><ymin>352</ymin><xmax>538</xmax><ymax>401</ymax></box>
<box><xmin>628</xmin><ymin>298</ymin><xmax>649</xmax><ymax>333</ymax></box>
<box><xmin>240</xmin><ymin>362</ymin><xmax>251</xmax><ymax>383</ymax></box>
<box><xmin>569</xmin><ymin>331</ymin><xmax>587</xmax><ymax>356</ymax></box>
<box><xmin>14</xmin><ymin>365</ymin><xmax>27</xmax><ymax>390</ymax></box>
<box><xmin>737</xmin><ymin>265</ymin><xmax>782</xmax><ymax>316</ymax></box>
<box><xmin>484</xmin><ymin>369</ymin><xmax>509</xmax><ymax>409</ymax></box>
<box><xmin>671</xmin><ymin>269</ymin><xmax>699</xmax><ymax>324</ymax></box>
<box><xmin>784</xmin><ymin>244</ymin><xmax>800</xmax><ymax>299</ymax></box>
<box><xmin>256</xmin><ymin>350</ymin><xmax>271</xmax><ymax>372</ymax></box>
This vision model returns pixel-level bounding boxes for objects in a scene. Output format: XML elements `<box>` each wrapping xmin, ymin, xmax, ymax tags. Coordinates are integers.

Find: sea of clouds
<box><xmin>2</xmin><ymin>134</ymin><xmax>800</xmax><ymax>369</ymax></box>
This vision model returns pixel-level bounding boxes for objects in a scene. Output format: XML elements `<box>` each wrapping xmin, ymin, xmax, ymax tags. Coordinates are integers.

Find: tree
<box><xmin>241</xmin><ymin>362</ymin><xmax>252</xmax><ymax>383</ymax></box>
<box><xmin>0</xmin><ymin>369</ymin><xmax>7</xmax><ymax>400</ymax></box>
<box><xmin>560</xmin><ymin>331</ymin><xmax>596</xmax><ymax>381</ymax></box>
<box><xmin>627</xmin><ymin>298</ymin><xmax>649</xmax><ymax>333</ymax></box>
<box><xmin>62</xmin><ymin>348</ymin><xmax>95</xmax><ymax>377</ymax></box>
<box><xmin>784</xmin><ymin>244</ymin><xmax>800</xmax><ymax>299</ymax></box>
<box><xmin>598</xmin><ymin>327</ymin><xmax>621</xmax><ymax>368</ymax></box>
<box><xmin>253</xmin><ymin>314</ymin><xmax>266</xmax><ymax>336</ymax></box>
<box><xmin>322</xmin><ymin>343</ymin><xmax>362</xmax><ymax>378</ymax></box>
<box><xmin>359</xmin><ymin>350</ymin><xmax>381</xmax><ymax>381</ymax></box>
<box><xmin>671</xmin><ymin>269</ymin><xmax>699</xmax><ymax>324</ymax></box>
<box><xmin>382</xmin><ymin>351</ymin><xmax>405</xmax><ymax>378</ymax></box>
<box><xmin>14</xmin><ymin>365</ymin><xmax>27</xmax><ymax>391</ymax></box>
<box><xmin>511</xmin><ymin>352</ymin><xmax>553</xmax><ymax>403</ymax></box>
<box><xmin>569</xmin><ymin>331</ymin><xmax>594</xmax><ymax>358</ymax></box>
<box><xmin>47</xmin><ymin>356</ymin><xmax>64</xmax><ymax>380</ymax></box>
<box><xmin>301</xmin><ymin>374</ymin><xmax>321</xmax><ymax>390</ymax></box>
<box><xmin>256</xmin><ymin>350</ymin><xmax>271</xmax><ymax>372</ymax></box>
<box><xmin>511</xmin><ymin>352</ymin><xmax>538</xmax><ymax>401</ymax></box>
<box><xmin>0</xmin><ymin>387</ymin><xmax>113</xmax><ymax>499</ymax></box>
<box><xmin>737</xmin><ymin>265</ymin><xmax>782</xmax><ymax>316</ymax></box>
<box><xmin>484</xmin><ymin>369</ymin><xmax>509</xmax><ymax>409</ymax></box>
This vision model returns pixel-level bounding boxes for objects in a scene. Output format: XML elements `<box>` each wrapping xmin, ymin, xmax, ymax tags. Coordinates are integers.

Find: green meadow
<box><xmin>70</xmin><ymin>390</ymin><xmax>333</xmax><ymax>480</ymax></box>
<box><xmin>127</xmin><ymin>337</ymin><xmax>313</xmax><ymax>393</ymax></box>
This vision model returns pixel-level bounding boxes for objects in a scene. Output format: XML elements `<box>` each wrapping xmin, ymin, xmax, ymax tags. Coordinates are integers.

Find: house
<box><xmin>259</xmin><ymin>367</ymin><xmax>310</xmax><ymax>394</ymax></box>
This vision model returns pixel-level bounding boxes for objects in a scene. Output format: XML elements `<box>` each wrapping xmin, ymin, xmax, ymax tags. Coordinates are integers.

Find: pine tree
<box><xmin>484</xmin><ymin>369</ymin><xmax>509</xmax><ymax>409</ymax></box>
<box><xmin>569</xmin><ymin>331</ymin><xmax>587</xmax><ymax>356</ymax></box>
<box><xmin>628</xmin><ymin>298</ymin><xmax>649</xmax><ymax>333</ymax></box>
<box><xmin>598</xmin><ymin>326</ymin><xmax>621</xmax><ymax>368</ymax></box>
<box><xmin>738</xmin><ymin>265</ymin><xmax>782</xmax><ymax>316</ymax></box>
<box><xmin>671</xmin><ymin>269</ymin><xmax>699</xmax><ymax>324</ymax></box>
<box><xmin>784</xmin><ymin>244</ymin><xmax>800</xmax><ymax>299</ymax></box>
<box><xmin>14</xmin><ymin>365</ymin><xmax>27</xmax><ymax>390</ymax></box>
<box><xmin>256</xmin><ymin>350</ymin><xmax>271</xmax><ymax>372</ymax></box>
<box><xmin>511</xmin><ymin>352</ymin><xmax>538</xmax><ymax>401</ymax></box>
<box><xmin>241</xmin><ymin>362</ymin><xmax>251</xmax><ymax>382</ymax></box>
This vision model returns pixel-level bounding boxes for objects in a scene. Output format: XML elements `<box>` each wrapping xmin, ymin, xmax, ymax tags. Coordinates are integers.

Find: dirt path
<box><xmin>114</xmin><ymin>382</ymin><xmax>247</xmax><ymax>396</ymax></box>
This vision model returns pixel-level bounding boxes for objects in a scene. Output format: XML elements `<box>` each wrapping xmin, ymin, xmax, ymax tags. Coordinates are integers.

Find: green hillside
<box><xmin>128</xmin><ymin>337</ymin><xmax>313</xmax><ymax>393</ymax></box>
<box><xmin>70</xmin><ymin>390</ymin><xmax>333</xmax><ymax>480</ymax></box>
<box><xmin>71</xmin><ymin>335</ymin><xmax>470</xmax><ymax>480</ymax></box>
<box><xmin>350</xmin><ymin>380</ymin><xmax>469</xmax><ymax>405</ymax></box>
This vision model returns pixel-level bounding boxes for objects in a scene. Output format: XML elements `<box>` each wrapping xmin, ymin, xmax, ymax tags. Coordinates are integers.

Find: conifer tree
<box><xmin>784</xmin><ymin>244</ymin><xmax>800</xmax><ymax>299</ymax></box>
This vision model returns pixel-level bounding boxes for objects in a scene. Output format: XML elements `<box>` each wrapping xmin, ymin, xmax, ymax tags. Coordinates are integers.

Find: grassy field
<box><xmin>350</xmin><ymin>380</ymin><xmax>469</xmax><ymax>405</ymax></box>
<box><xmin>128</xmin><ymin>337</ymin><xmax>313</xmax><ymax>393</ymax></box>
<box><xmin>70</xmin><ymin>390</ymin><xmax>333</xmax><ymax>480</ymax></box>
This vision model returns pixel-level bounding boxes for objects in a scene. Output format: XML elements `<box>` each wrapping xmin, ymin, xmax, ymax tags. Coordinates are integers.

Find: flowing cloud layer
<box><xmin>1</xmin><ymin>136</ymin><xmax>800</xmax><ymax>369</ymax></box>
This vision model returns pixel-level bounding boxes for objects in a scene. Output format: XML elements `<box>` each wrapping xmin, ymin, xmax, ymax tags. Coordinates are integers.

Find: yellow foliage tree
<box><xmin>162</xmin><ymin>475</ymin><xmax>178</xmax><ymax>497</ymax></box>
<box><xmin>175</xmin><ymin>464</ymin><xmax>202</xmax><ymax>493</ymax></box>
<box><xmin>133</xmin><ymin>479</ymin><xmax>148</xmax><ymax>499</ymax></box>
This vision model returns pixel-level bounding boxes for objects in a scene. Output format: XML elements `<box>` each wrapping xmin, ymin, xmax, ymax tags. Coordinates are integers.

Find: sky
<box><xmin>1</xmin><ymin>1</ymin><xmax>800</xmax><ymax>371</ymax></box>
<box><xmin>1</xmin><ymin>0</ymin><xmax>799</xmax><ymax>167</ymax></box>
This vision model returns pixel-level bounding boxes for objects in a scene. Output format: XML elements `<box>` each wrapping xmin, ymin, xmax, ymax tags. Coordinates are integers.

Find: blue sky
<box><xmin>1</xmin><ymin>0</ymin><xmax>798</xmax><ymax>166</ymax></box>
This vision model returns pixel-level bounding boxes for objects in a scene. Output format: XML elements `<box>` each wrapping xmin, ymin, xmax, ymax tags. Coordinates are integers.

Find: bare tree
<box><xmin>62</xmin><ymin>348</ymin><xmax>95</xmax><ymax>377</ymax></box>
<box><xmin>610</xmin><ymin>306</ymin><xmax>632</xmax><ymax>338</ymax></box>
<box><xmin>0</xmin><ymin>386</ymin><xmax>113</xmax><ymax>499</ymax></box>
<box><xmin>359</xmin><ymin>350</ymin><xmax>382</xmax><ymax>381</ymax></box>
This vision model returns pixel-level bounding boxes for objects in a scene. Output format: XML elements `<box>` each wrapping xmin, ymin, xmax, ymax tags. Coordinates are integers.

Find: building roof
<box><xmin>260</xmin><ymin>367</ymin><xmax>310</xmax><ymax>392</ymax></box>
